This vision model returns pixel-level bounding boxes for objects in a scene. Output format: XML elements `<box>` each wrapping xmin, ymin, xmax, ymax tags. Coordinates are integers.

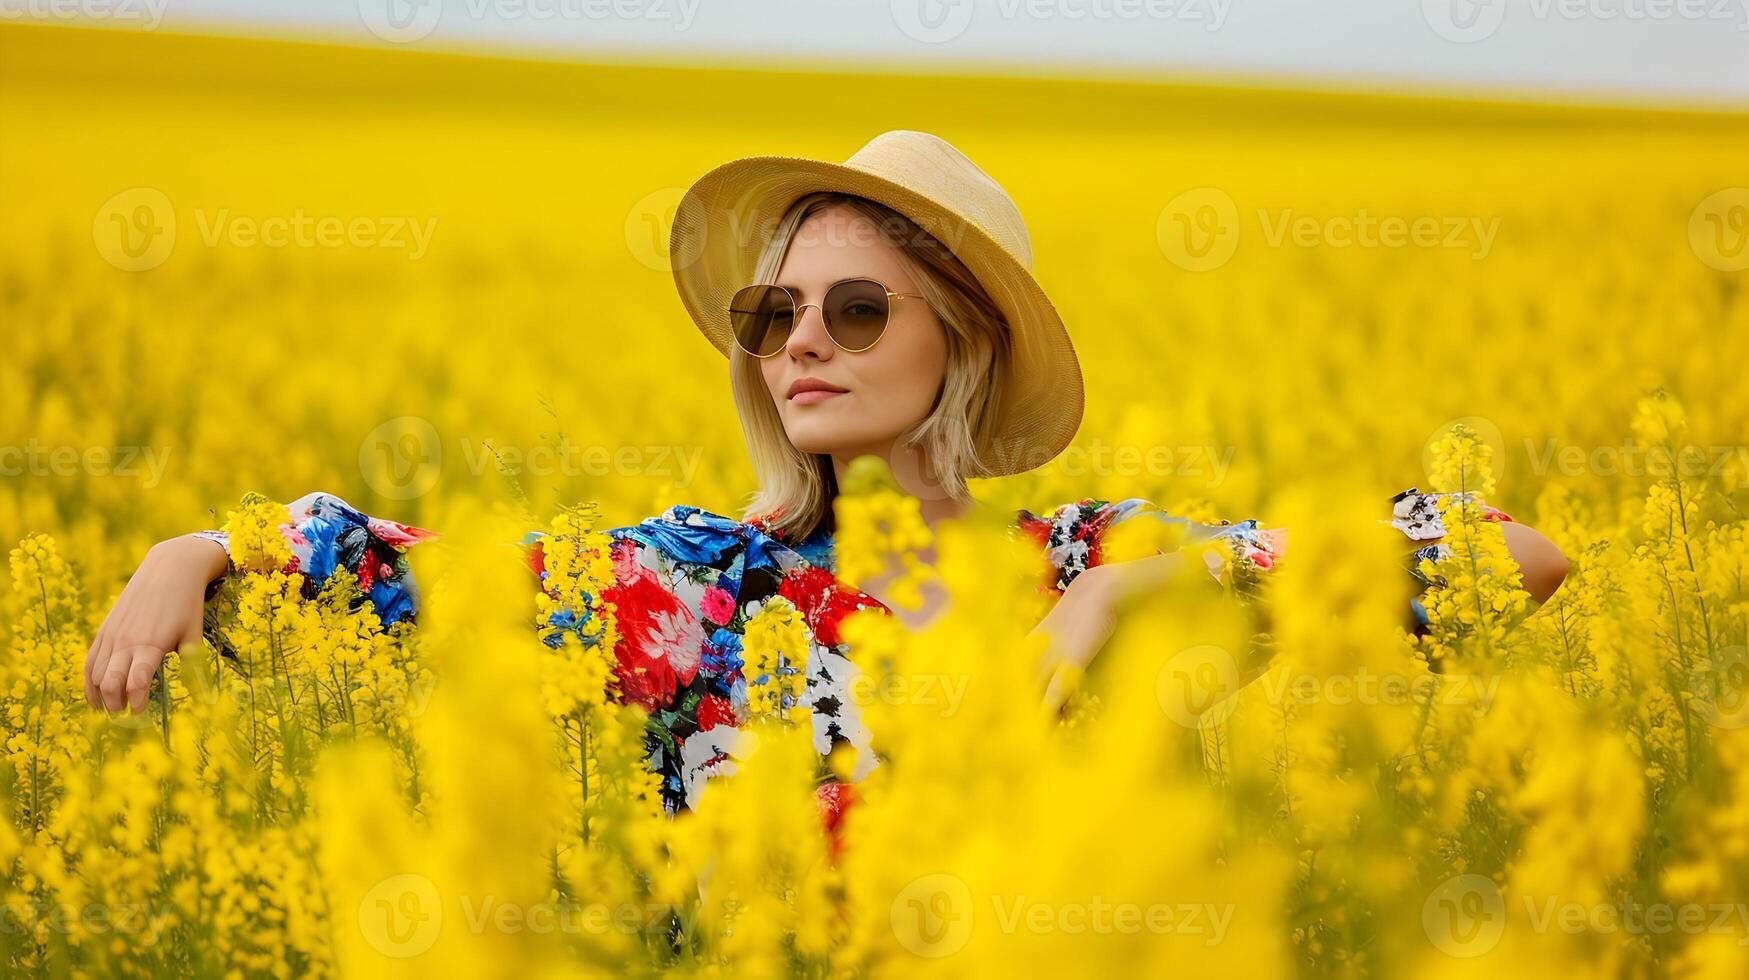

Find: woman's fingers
<box><xmin>86</xmin><ymin>630</ymin><xmax>113</xmax><ymax>709</ymax></box>
<box><xmin>1029</xmin><ymin>604</ymin><xmax>1071</xmax><ymax>682</ymax></box>
<box><xmin>84</xmin><ymin>628</ymin><xmax>101</xmax><ymax>706</ymax></box>
<box><xmin>125</xmin><ymin>649</ymin><xmax>163</xmax><ymax>713</ymax></box>
<box><xmin>1041</xmin><ymin>662</ymin><xmax>1081</xmax><ymax>715</ymax></box>
<box><xmin>82</xmin><ymin>538</ymin><xmax>217</xmax><ymax>711</ymax></box>
<box><xmin>98</xmin><ymin>645</ymin><xmax>162</xmax><ymax>713</ymax></box>
<box><xmin>97</xmin><ymin>645</ymin><xmax>137</xmax><ymax>712</ymax></box>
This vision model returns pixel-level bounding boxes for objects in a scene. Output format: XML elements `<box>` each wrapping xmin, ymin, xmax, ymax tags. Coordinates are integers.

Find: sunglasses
<box><xmin>728</xmin><ymin>278</ymin><xmax>928</xmax><ymax>358</ymax></box>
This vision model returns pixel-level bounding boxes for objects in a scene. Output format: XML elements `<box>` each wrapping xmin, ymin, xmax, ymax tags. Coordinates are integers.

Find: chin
<box><xmin>783</xmin><ymin>420</ymin><xmax>872</xmax><ymax>457</ymax></box>
<box><xmin>783</xmin><ymin>430</ymin><xmax>848</xmax><ymax>455</ymax></box>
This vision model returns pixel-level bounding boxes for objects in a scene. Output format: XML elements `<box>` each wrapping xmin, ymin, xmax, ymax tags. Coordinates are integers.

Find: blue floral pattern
<box><xmin>198</xmin><ymin>486</ymin><xmax>1498</xmax><ymax>811</ymax></box>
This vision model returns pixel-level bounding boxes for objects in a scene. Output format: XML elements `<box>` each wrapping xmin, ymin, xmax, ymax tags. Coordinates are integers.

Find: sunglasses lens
<box><xmin>823</xmin><ymin>279</ymin><xmax>891</xmax><ymax>351</ymax></box>
<box><xmin>729</xmin><ymin>284</ymin><xmax>794</xmax><ymax>356</ymax></box>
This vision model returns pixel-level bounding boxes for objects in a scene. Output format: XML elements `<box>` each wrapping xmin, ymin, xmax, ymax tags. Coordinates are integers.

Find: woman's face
<box><xmin>759</xmin><ymin>205</ymin><xmax>949</xmax><ymax>461</ymax></box>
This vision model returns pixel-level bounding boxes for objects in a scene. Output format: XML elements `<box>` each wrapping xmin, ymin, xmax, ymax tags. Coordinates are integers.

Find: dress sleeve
<box><xmin>1015</xmin><ymin>497</ymin><xmax>1280</xmax><ymax>595</ymax></box>
<box><xmin>1015</xmin><ymin>491</ymin><xmax>1521</xmax><ymax>630</ymax></box>
<box><xmin>519</xmin><ymin>530</ymin><xmax>602</xmax><ymax>650</ymax></box>
<box><xmin>1388</xmin><ymin>486</ymin><xmax>1517</xmax><ymax>631</ymax></box>
<box><xmin>196</xmin><ymin>491</ymin><xmax>437</xmax><ymax>627</ymax></box>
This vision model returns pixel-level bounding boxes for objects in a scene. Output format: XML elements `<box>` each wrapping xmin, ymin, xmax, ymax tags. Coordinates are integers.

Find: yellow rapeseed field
<box><xmin>4</xmin><ymin>23</ymin><xmax>1749</xmax><ymax>979</ymax></box>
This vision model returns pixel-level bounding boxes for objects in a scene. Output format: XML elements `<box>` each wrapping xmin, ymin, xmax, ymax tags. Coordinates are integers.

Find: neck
<box><xmin>828</xmin><ymin>440</ymin><xmax>973</xmax><ymax>533</ymax></box>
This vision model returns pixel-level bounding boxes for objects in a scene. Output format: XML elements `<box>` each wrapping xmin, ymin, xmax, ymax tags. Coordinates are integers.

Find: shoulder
<box><xmin>1388</xmin><ymin>486</ymin><xmax>1515</xmax><ymax>542</ymax></box>
<box><xmin>237</xmin><ymin>490</ymin><xmax>434</xmax><ymax>626</ymax></box>
<box><xmin>283</xmin><ymin>490</ymin><xmax>438</xmax><ymax>551</ymax></box>
<box><xmin>1015</xmin><ymin>497</ymin><xmax>1159</xmax><ymax>539</ymax></box>
<box><xmin>1024</xmin><ymin>493</ymin><xmax>1412</xmax><ymax>592</ymax></box>
<box><xmin>1015</xmin><ymin>496</ymin><xmax>1266</xmax><ymax>592</ymax></box>
<box><xmin>525</xmin><ymin>503</ymin><xmax>808</xmax><ymax>586</ymax></box>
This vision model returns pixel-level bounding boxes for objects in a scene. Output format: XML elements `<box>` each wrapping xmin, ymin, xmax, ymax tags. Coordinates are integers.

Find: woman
<box><xmin>81</xmin><ymin>130</ymin><xmax>1569</xmax><ymax>814</ymax></box>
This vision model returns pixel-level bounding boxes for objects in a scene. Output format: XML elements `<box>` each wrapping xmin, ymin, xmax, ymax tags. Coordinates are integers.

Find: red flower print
<box><xmin>815</xmin><ymin>781</ymin><xmax>857</xmax><ymax>863</ymax></box>
<box><xmin>747</xmin><ymin>506</ymin><xmax>789</xmax><ymax>541</ymax></box>
<box><xmin>602</xmin><ymin>538</ymin><xmax>705</xmax><ymax>711</ymax></box>
<box><xmin>701</xmin><ymin>585</ymin><xmax>736</xmax><ymax>625</ymax></box>
<box><xmin>365</xmin><ymin>516</ymin><xmax>439</xmax><ymax>550</ymax></box>
<box><xmin>356</xmin><ymin>548</ymin><xmax>384</xmax><ymax>591</ymax></box>
<box><xmin>696</xmin><ymin>693</ymin><xmax>737</xmax><ymax>732</ymax></box>
<box><xmin>281</xmin><ymin>526</ymin><xmax>308</xmax><ymax>576</ymax></box>
<box><xmin>779</xmin><ymin>565</ymin><xmax>887</xmax><ymax>648</ymax></box>
<box><xmin>1077</xmin><ymin>508</ymin><xmax>1113</xmax><ymax>570</ymax></box>
<box><xmin>1016</xmin><ymin>512</ymin><xmax>1052</xmax><ymax>548</ymax></box>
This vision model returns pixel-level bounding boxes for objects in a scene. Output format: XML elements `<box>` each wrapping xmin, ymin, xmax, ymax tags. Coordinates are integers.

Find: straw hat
<box><xmin>668</xmin><ymin>129</ymin><xmax>1083</xmax><ymax>476</ymax></box>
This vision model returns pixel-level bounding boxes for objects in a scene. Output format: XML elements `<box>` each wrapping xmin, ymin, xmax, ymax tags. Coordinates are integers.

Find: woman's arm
<box><xmin>1026</xmin><ymin>514</ymin><xmax>1569</xmax><ymax>711</ymax></box>
<box><xmin>84</xmin><ymin>491</ymin><xmax>436</xmax><ymax>713</ymax></box>
<box><xmin>84</xmin><ymin>534</ymin><xmax>231</xmax><ymax>713</ymax></box>
<box><xmin>1240</xmin><ymin>521</ymin><xmax>1568</xmax><ymax>604</ymax></box>
<box><xmin>1493</xmin><ymin>521</ymin><xmax>1569</xmax><ymax>604</ymax></box>
<box><xmin>1030</xmin><ymin>550</ymin><xmax>1194</xmax><ymax>710</ymax></box>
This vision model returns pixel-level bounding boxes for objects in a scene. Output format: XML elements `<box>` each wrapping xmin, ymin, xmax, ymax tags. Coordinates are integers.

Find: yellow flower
<box><xmin>742</xmin><ymin>596</ymin><xmax>811</xmax><ymax>723</ymax></box>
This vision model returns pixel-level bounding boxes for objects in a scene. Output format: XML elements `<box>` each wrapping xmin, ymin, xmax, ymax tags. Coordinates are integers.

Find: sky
<box><xmin>19</xmin><ymin>0</ymin><xmax>1749</xmax><ymax>107</ymax></box>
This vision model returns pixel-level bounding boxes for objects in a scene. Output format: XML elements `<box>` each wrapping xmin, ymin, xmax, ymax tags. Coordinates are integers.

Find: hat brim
<box><xmin>669</xmin><ymin>154</ymin><xmax>1083</xmax><ymax>478</ymax></box>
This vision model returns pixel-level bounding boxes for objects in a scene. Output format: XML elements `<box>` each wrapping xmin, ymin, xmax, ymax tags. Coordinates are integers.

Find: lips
<box><xmin>787</xmin><ymin>377</ymin><xmax>849</xmax><ymax>402</ymax></box>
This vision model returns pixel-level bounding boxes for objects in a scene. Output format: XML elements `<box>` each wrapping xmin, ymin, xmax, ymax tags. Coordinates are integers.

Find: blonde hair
<box><xmin>731</xmin><ymin>192</ymin><xmax>1012</xmax><ymax>542</ymax></box>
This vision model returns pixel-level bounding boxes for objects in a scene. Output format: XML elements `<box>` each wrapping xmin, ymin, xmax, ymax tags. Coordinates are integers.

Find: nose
<box><xmin>783</xmin><ymin>302</ymin><xmax>835</xmax><ymax>360</ymax></box>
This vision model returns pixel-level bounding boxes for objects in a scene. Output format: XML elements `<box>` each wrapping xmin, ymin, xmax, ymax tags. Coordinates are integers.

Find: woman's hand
<box><xmin>1497</xmin><ymin>522</ymin><xmax>1568</xmax><ymax>604</ymax></box>
<box><xmin>84</xmin><ymin>535</ymin><xmax>229</xmax><ymax>713</ymax></box>
<box><xmin>1030</xmin><ymin>551</ymin><xmax>1192</xmax><ymax>711</ymax></box>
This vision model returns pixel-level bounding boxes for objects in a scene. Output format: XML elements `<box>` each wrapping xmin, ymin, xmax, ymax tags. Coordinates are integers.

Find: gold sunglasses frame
<box><xmin>728</xmin><ymin>278</ymin><xmax>928</xmax><ymax>358</ymax></box>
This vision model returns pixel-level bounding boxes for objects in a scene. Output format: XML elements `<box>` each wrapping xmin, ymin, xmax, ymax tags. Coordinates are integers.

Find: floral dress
<box><xmin>193</xmin><ymin>486</ymin><xmax>1512</xmax><ymax>816</ymax></box>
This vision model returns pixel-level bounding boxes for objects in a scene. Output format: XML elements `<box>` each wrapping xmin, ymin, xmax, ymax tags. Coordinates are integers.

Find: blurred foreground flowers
<box><xmin>3</xmin><ymin>401</ymin><xmax>1749</xmax><ymax>977</ymax></box>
